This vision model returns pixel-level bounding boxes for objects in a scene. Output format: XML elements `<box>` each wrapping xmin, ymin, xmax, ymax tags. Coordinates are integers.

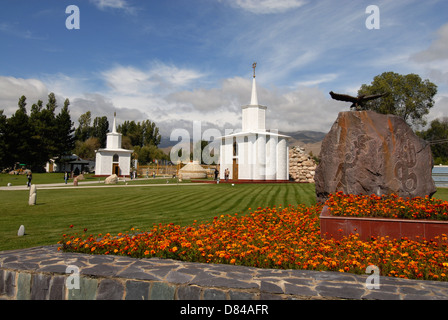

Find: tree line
<box><xmin>358</xmin><ymin>71</ymin><xmax>447</xmax><ymax>164</ymax></box>
<box><xmin>0</xmin><ymin>94</ymin><xmax>165</xmax><ymax>172</ymax></box>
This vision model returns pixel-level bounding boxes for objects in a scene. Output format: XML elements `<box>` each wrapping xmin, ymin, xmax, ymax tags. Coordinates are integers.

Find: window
<box><xmin>113</xmin><ymin>154</ymin><xmax>119</xmax><ymax>162</ymax></box>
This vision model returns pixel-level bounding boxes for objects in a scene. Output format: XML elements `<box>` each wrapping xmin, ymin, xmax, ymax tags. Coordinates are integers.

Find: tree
<box><xmin>29</xmin><ymin>99</ymin><xmax>48</xmax><ymax>169</ymax></box>
<box><xmin>27</xmin><ymin>93</ymin><xmax>58</xmax><ymax>170</ymax></box>
<box><xmin>417</xmin><ymin>117</ymin><xmax>448</xmax><ymax>165</ymax></box>
<box><xmin>0</xmin><ymin>110</ymin><xmax>7</xmax><ymax>168</ymax></box>
<box><xmin>118</xmin><ymin>120</ymin><xmax>142</xmax><ymax>147</ymax></box>
<box><xmin>118</xmin><ymin>119</ymin><xmax>161</xmax><ymax>147</ymax></box>
<box><xmin>358</xmin><ymin>72</ymin><xmax>438</xmax><ymax>128</ymax></box>
<box><xmin>6</xmin><ymin>96</ymin><xmax>32</xmax><ymax>168</ymax></box>
<box><xmin>142</xmin><ymin>120</ymin><xmax>161</xmax><ymax>146</ymax></box>
<box><xmin>74</xmin><ymin>137</ymin><xmax>100</xmax><ymax>160</ymax></box>
<box><xmin>55</xmin><ymin>98</ymin><xmax>75</xmax><ymax>158</ymax></box>
<box><xmin>92</xmin><ymin>116</ymin><xmax>109</xmax><ymax>148</ymax></box>
<box><xmin>75</xmin><ymin>111</ymin><xmax>92</xmax><ymax>142</ymax></box>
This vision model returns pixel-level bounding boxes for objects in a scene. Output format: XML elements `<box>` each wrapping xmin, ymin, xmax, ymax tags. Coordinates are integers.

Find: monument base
<box><xmin>320</xmin><ymin>206</ymin><xmax>448</xmax><ymax>241</ymax></box>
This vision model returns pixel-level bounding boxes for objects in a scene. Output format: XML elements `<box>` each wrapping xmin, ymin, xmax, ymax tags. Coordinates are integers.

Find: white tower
<box><xmin>218</xmin><ymin>63</ymin><xmax>290</xmax><ymax>182</ymax></box>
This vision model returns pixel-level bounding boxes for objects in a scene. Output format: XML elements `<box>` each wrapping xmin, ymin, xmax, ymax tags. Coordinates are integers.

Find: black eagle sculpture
<box><xmin>329</xmin><ymin>91</ymin><xmax>388</xmax><ymax>111</ymax></box>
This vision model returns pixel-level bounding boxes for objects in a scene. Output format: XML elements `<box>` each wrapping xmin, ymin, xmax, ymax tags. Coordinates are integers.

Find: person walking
<box><xmin>27</xmin><ymin>171</ymin><xmax>32</xmax><ymax>187</ymax></box>
<box><xmin>64</xmin><ymin>171</ymin><xmax>68</xmax><ymax>184</ymax></box>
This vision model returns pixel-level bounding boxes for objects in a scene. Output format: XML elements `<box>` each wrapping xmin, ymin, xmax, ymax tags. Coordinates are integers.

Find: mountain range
<box><xmin>159</xmin><ymin>130</ymin><xmax>327</xmax><ymax>156</ymax></box>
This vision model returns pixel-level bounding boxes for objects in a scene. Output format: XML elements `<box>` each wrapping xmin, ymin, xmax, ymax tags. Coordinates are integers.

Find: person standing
<box><xmin>27</xmin><ymin>171</ymin><xmax>32</xmax><ymax>187</ymax></box>
<box><xmin>64</xmin><ymin>171</ymin><xmax>68</xmax><ymax>184</ymax></box>
<box><xmin>214</xmin><ymin>168</ymin><xmax>219</xmax><ymax>181</ymax></box>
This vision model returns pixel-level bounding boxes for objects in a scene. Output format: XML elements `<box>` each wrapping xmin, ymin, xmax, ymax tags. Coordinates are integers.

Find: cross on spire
<box><xmin>252</xmin><ymin>62</ymin><xmax>257</xmax><ymax>78</ymax></box>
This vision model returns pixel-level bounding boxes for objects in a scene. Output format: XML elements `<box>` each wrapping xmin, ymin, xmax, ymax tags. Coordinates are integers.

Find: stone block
<box><xmin>177</xmin><ymin>285</ymin><xmax>201</xmax><ymax>300</ymax></box>
<box><xmin>31</xmin><ymin>274</ymin><xmax>51</xmax><ymax>300</ymax></box>
<box><xmin>315</xmin><ymin>111</ymin><xmax>436</xmax><ymax>203</ymax></box>
<box><xmin>203</xmin><ymin>288</ymin><xmax>227</xmax><ymax>300</ymax></box>
<box><xmin>0</xmin><ymin>270</ymin><xmax>16</xmax><ymax>298</ymax></box>
<box><xmin>96</xmin><ymin>279</ymin><xmax>124</xmax><ymax>300</ymax></box>
<box><xmin>150</xmin><ymin>282</ymin><xmax>176</xmax><ymax>300</ymax></box>
<box><xmin>125</xmin><ymin>281</ymin><xmax>150</xmax><ymax>300</ymax></box>
<box><xmin>67</xmin><ymin>277</ymin><xmax>98</xmax><ymax>300</ymax></box>
<box><xmin>17</xmin><ymin>273</ymin><xmax>31</xmax><ymax>300</ymax></box>
<box><xmin>49</xmin><ymin>276</ymin><xmax>66</xmax><ymax>300</ymax></box>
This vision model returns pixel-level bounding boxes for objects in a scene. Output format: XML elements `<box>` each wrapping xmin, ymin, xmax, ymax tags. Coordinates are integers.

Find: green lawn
<box><xmin>0</xmin><ymin>183</ymin><xmax>316</xmax><ymax>251</ymax></box>
<box><xmin>1</xmin><ymin>181</ymin><xmax>447</xmax><ymax>252</ymax></box>
<box><xmin>0</xmin><ymin>172</ymin><xmax>195</xmax><ymax>187</ymax></box>
<box><xmin>0</xmin><ymin>173</ymin><xmax>99</xmax><ymax>186</ymax></box>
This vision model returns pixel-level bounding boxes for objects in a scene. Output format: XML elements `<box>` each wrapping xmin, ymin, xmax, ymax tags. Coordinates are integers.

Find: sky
<box><xmin>1</xmin><ymin>0</ymin><xmax>448</xmax><ymax>139</ymax></box>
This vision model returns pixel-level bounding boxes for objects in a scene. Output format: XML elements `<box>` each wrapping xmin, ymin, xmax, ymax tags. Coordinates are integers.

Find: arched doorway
<box><xmin>113</xmin><ymin>154</ymin><xmax>120</xmax><ymax>175</ymax></box>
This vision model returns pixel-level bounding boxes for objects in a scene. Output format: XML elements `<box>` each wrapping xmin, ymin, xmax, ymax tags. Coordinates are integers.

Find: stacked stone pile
<box><xmin>289</xmin><ymin>146</ymin><xmax>317</xmax><ymax>183</ymax></box>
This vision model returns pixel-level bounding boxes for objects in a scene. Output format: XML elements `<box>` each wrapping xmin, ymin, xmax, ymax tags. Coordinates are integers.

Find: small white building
<box><xmin>219</xmin><ymin>64</ymin><xmax>290</xmax><ymax>182</ymax></box>
<box><xmin>94</xmin><ymin>113</ymin><xmax>133</xmax><ymax>177</ymax></box>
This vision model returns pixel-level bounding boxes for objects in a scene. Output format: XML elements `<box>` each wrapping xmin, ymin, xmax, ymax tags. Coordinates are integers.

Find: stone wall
<box><xmin>2</xmin><ymin>246</ymin><xmax>447</xmax><ymax>301</ymax></box>
<box><xmin>289</xmin><ymin>146</ymin><xmax>317</xmax><ymax>183</ymax></box>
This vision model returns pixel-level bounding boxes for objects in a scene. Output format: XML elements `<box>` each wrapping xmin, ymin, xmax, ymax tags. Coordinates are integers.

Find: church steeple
<box><xmin>250</xmin><ymin>62</ymin><xmax>258</xmax><ymax>105</ymax></box>
<box><xmin>112</xmin><ymin>112</ymin><xmax>117</xmax><ymax>134</ymax></box>
<box><xmin>106</xmin><ymin>112</ymin><xmax>122</xmax><ymax>149</ymax></box>
<box><xmin>242</xmin><ymin>62</ymin><xmax>266</xmax><ymax>132</ymax></box>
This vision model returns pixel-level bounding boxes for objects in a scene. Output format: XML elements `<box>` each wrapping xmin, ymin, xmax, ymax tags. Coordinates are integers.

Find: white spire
<box><xmin>250</xmin><ymin>62</ymin><xmax>258</xmax><ymax>105</ymax></box>
<box><xmin>250</xmin><ymin>77</ymin><xmax>258</xmax><ymax>105</ymax></box>
<box><xmin>112</xmin><ymin>112</ymin><xmax>117</xmax><ymax>133</ymax></box>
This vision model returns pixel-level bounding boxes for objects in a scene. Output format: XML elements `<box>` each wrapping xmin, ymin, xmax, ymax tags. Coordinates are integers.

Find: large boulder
<box><xmin>104</xmin><ymin>174</ymin><xmax>119</xmax><ymax>185</ymax></box>
<box><xmin>315</xmin><ymin>111</ymin><xmax>436</xmax><ymax>203</ymax></box>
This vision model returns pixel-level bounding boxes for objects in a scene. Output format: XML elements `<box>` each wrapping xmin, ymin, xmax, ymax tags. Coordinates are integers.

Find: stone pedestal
<box><xmin>29</xmin><ymin>185</ymin><xmax>37</xmax><ymax>206</ymax></box>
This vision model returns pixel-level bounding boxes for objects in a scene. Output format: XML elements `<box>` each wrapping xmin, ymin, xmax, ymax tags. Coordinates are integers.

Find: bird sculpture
<box><xmin>329</xmin><ymin>91</ymin><xmax>388</xmax><ymax>111</ymax></box>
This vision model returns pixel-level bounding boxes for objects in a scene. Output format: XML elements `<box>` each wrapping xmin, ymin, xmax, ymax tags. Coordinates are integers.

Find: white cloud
<box><xmin>89</xmin><ymin>0</ymin><xmax>132</xmax><ymax>11</ymax></box>
<box><xmin>102</xmin><ymin>63</ymin><xmax>205</xmax><ymax>96</ymax></box>
<box><xmin>226</xmin><ymin>0</ymin><xmax>307</xmax><ymax>14</ymax></box>
<box><xmin>0</xmin><ymin>63</ymin><xmax>340</xmax><ymax>137</ymax></box>
<box><xmin>412</xmin><ymin>23</ymin><xmax>448</xmax><ymax>63</ymax></box>
<box><xmin>295</xmin><ymin>73</ymin><xmax>339</xmax><ymax>87</ymax></box>
<box><xmin>411</xmin><ymin>23</ymin><xmax>448</xmax><ymax>88</ymax></box>
<box><xmin>70</xmin><ymin>93</ymin><xmax>147</xmax><ymax>129</ymax></box>
<box><xmin>0</xmin><ymin>76</ymin><xmax>48</xmax><ymax>115</ymax></box>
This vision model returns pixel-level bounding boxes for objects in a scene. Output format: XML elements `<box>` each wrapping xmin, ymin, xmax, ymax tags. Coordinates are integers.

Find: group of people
<box><xmin>213</xmin><ymin>168</ymin><xmax>231</xmax><ymax>181</ymax></box>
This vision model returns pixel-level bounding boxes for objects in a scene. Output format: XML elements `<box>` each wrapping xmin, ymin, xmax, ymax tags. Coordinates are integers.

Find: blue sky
<box><xmin>1</xmin><ymin>0</ymin><xmax>448</xmax><ymax>136</ymax></box>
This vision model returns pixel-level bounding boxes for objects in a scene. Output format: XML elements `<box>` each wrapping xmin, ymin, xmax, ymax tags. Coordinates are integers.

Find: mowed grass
<box><xmin>0</xmin><ymin>183</ymin><xmax>316</xmax><ymax>251</ymax></box>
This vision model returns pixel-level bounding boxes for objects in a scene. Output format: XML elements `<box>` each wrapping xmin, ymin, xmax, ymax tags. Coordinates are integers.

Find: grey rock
<box><xmin>104</xmin><ymin>174</ymin><xmax>118</xmax><ymax>185</ymax></box>
<box><xmin>315</xmin><ymin>111</ymin><xmax>436</xmax><ymax>203</ymax></box>
<box><xmin>17</xmin><ymin>225</ymin><xmax>25</xmax><ymax>237</ymax></box>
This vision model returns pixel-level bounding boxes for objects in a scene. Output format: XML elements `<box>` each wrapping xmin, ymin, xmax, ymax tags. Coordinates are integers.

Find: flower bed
<box><xmin>60</xmin><ymin>203</ymin><xmax>448</xmax><ymax>281</ymax></box>
<box><xmin>325</xmin><ymin>192</ymin><xmax>448</xmax><ymax>221</ymax></box>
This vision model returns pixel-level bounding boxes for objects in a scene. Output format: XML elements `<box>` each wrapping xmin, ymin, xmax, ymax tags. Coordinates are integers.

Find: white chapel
<box><xmin>94</xmin><ymin>113</ymin><xmax>133</xmax><ymax>177</ymax></box>
<box><xmin>219</xmin><ymin>63</ymin><xmax>290</xmax><ymax>182</ymax></box>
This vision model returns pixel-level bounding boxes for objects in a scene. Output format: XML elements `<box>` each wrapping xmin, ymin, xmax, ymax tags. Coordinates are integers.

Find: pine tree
<box><xmin>6</xmin><ymin>96</ymin><xmax>31</xmax><ymax>168</ymax></box>
<box><xmin>0</xmin><ymin>110</ymin><xmax>7</xmax><ymax>169</ymax></box>
<box><xmin>92</xmin><ymin>116</ymin><xmax>109</xmax><ymax>148</ymax></box>
<box><xmin>55</xmin><ymin>98</ymin><xmax>75</xmax><ymax>158</ymax></box>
